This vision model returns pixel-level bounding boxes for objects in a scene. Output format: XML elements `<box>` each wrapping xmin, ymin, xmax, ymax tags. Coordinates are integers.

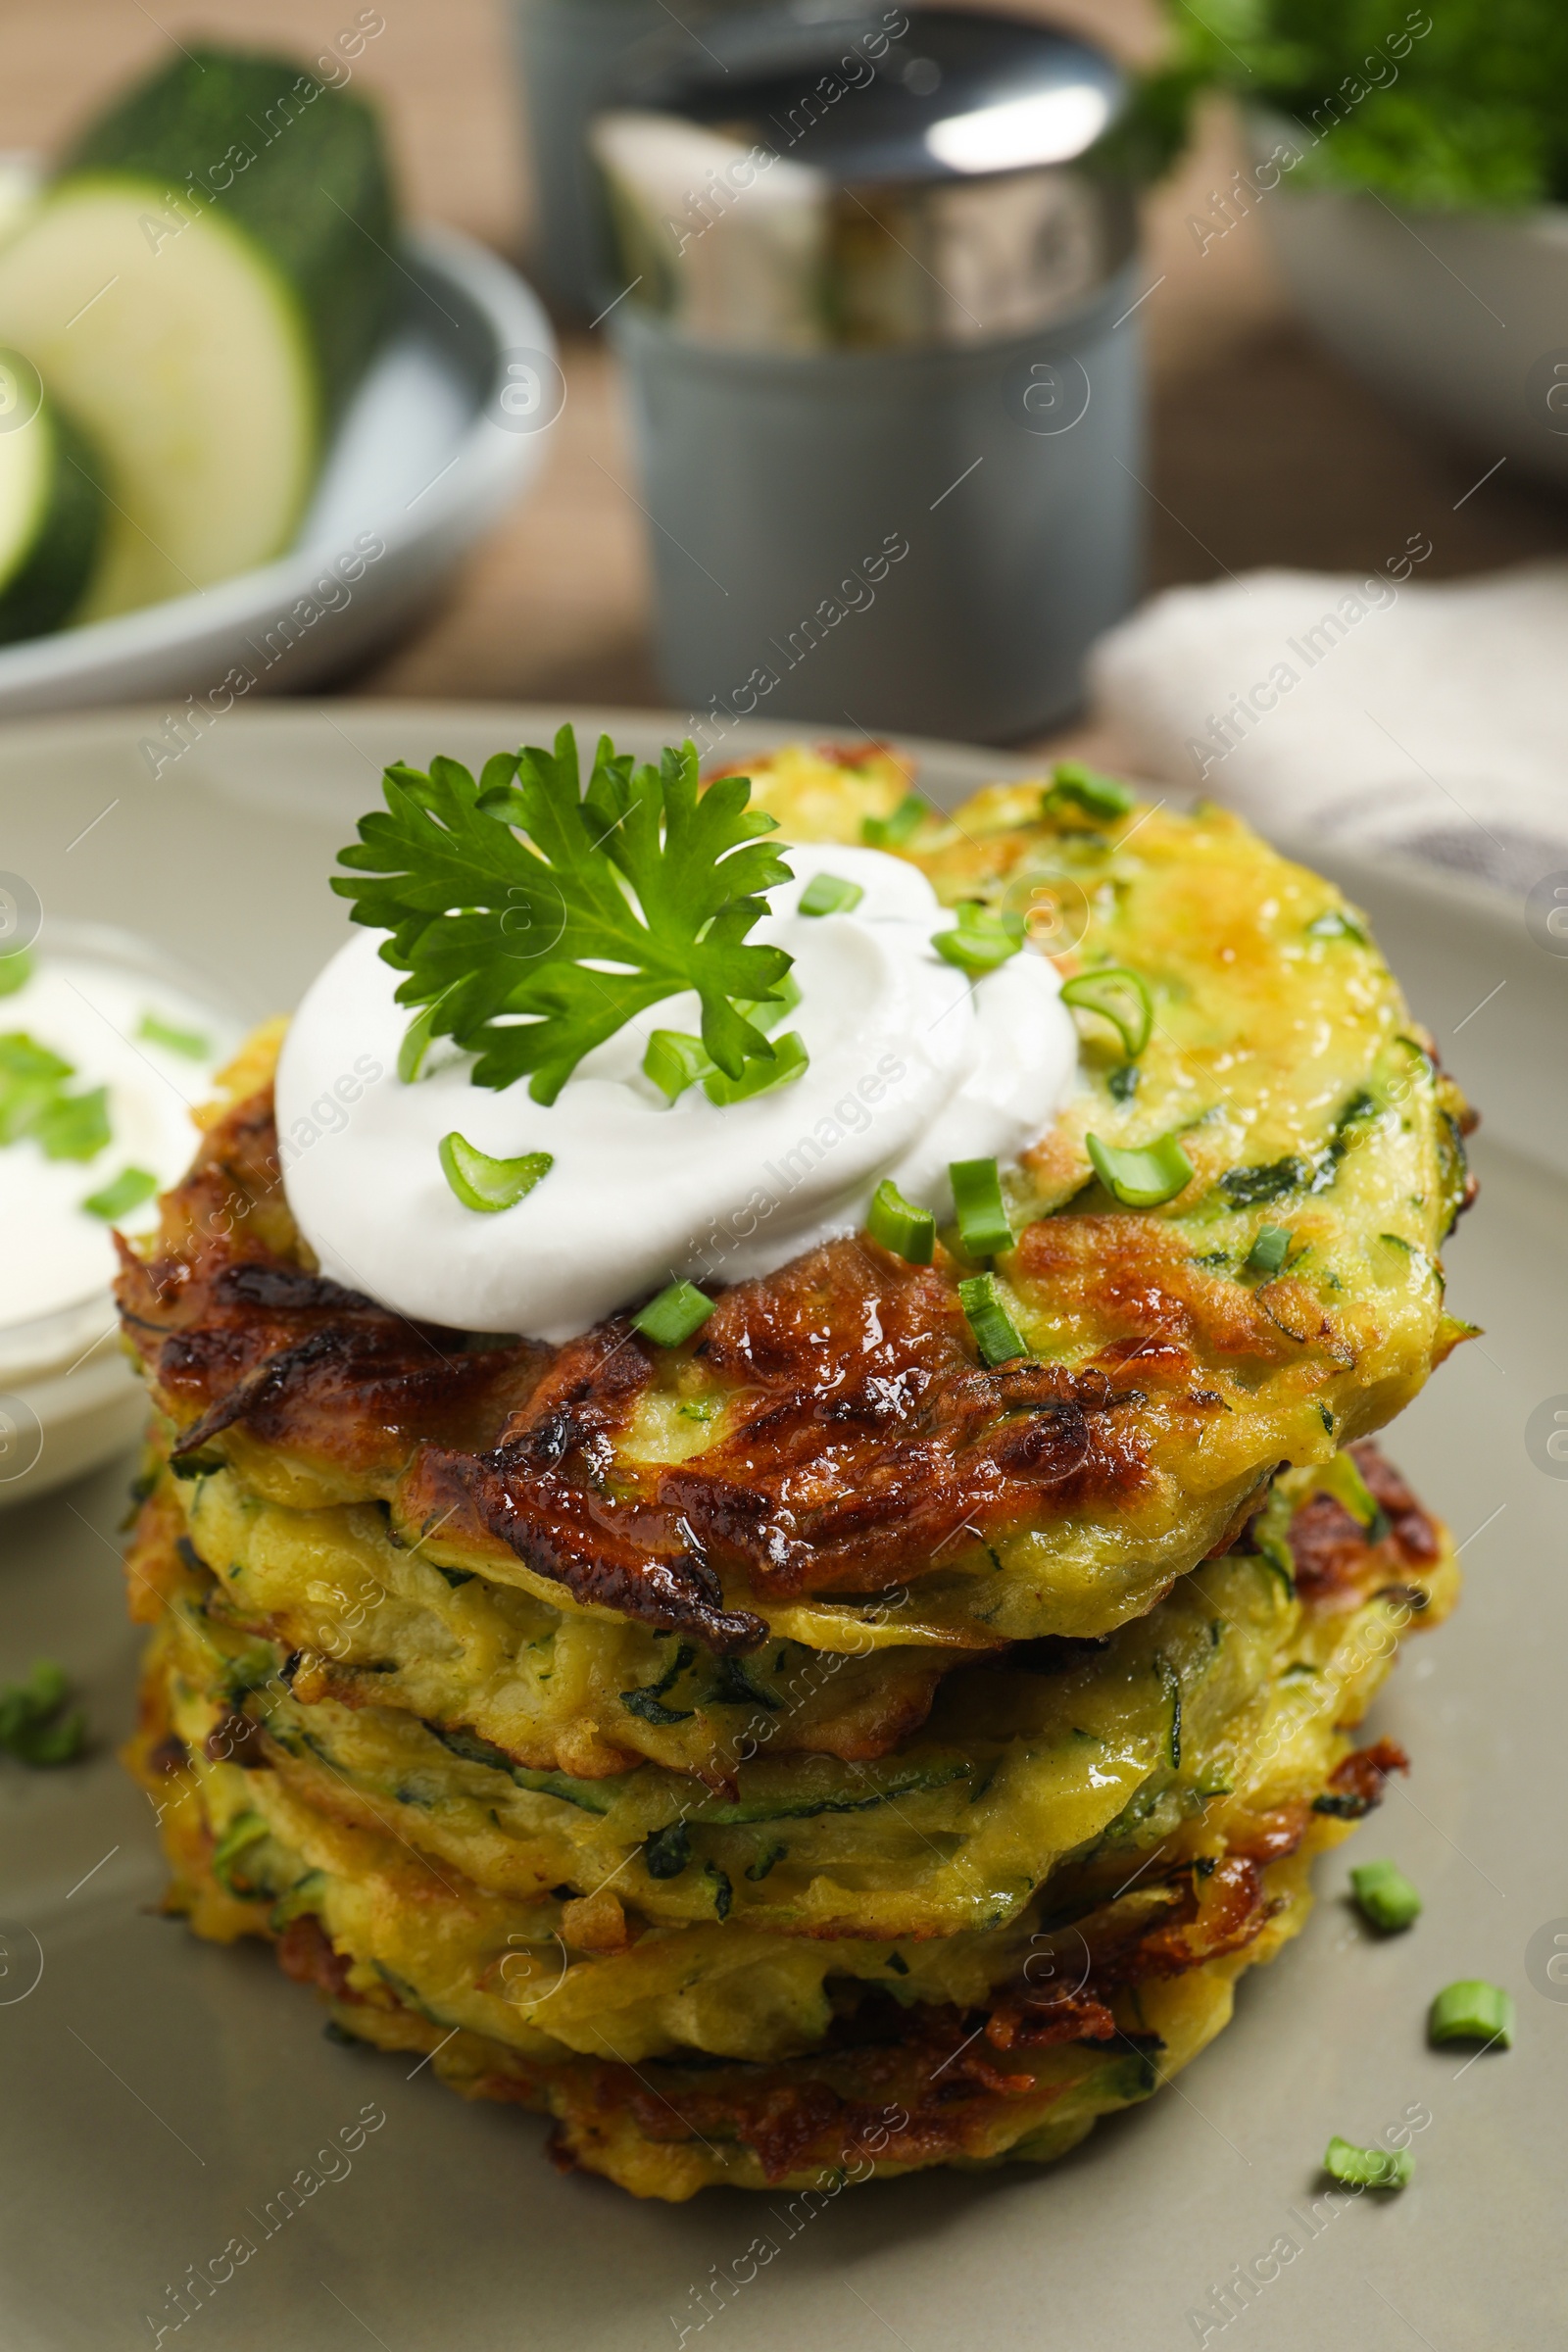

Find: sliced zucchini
<box><xmin>0</xmin><ymin>47</ymin><xmax>395</xmax><ymax>616</ymax></box>
<box><xmin>0</xmin><ymin>358</ymin><xmax>103</xmax><ymax>643</ymax></box>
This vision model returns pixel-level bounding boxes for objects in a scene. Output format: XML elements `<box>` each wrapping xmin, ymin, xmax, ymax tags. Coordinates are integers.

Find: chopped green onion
<box><xmin>1043</xmin><ymin>762</ymin><xmax>1136</xmax><ymax>822</ymax></box>
<box><xmin>0</xmin><ymin>1081</ymin><xmax>53</xmax><ymax>1145</ymax></box>
<box><xmin>1086</xmin><ymin>1129</ymin><xmax>1194</xmax><ymax>1208</ymax></box>
<box><xmin>933</xmin><ymin>905</ymin><xmax>1024</xmax><ymax>980</ymax></box>
<box><xmin>1059</xmin><ymin>965</ymin><xmax>1152</xmax><ymax>1057</ymax></box>
<box><xmin>0</xmin><ymin>948</ymin><xmax>33</xmax><ymax>998</ymax></box>
<box><xmin>950</xmin><ymin>1157</ymin><xmax>1013</xmax><ymax>1259</ymax></box>
<box><xmin>799</xmin><ymin>872</ymin><xmax>864</xmax><ymax>917</ymax></box>
<box><xmin>1349</xmin><ymin>1859</ymin><xmax>1422</xmax><ymax>1933</ymax></box>
<box><xmin>703</xmin><ymin>1030</ymin><xmax>808</xmax><ymax>1106</ymax></box>
<box><xmin>633</xmin><ymin>1280</ymin><xmax>715</xmax><ymax>1348</ymax></box>
<box><xmin>1306</xmin><ymin>906</ymin><xmax>1367</xmax><ymax>944</ymax></box>
<box><xmin>1245</xmin><ymin>1223</ymin><xmax>1292</xmax><ymax>1276</ymax></box>
<box><xmin>958</xmin><ymin>1272</ymin><xmax>1027</xmax><ymax>1367</ymax></box>
<box><xmin>737</xmin><ymin>971</ymin><xmax>802</xmax><ymax>1035</ymax></box>
<box><xmin>644</xmin><ymin>1029</ymin><xmax>712</xmax><ymax>1102</ymax></box>
<box><xmin>1323</xmin><ymin>2136</ymin><xmax>1412</xmax><ymax>2190</ymax></box>
<box><xmin>866</xmin><ymin>1179</ymin><xmax>935</xmax><ymax>1265</ymax></box>
<box><xmin>862</xmin><ymin>794</ymin><xmax>926</xmax><ymax>848</ymax></box>
<box><xmin>81</xmin><ymin>1165</ymin><xmax>159</xmax><ymax>1221</ymax></box>
<box><xmin>1429</xmin><ymin>1980</ymin><xmax>1514</xmax><ymax>2047</ymax></box>
<box><xmin>0</xmin><ymin>1658</ymin><xmax>85</xmax><ymax>1765</ymax></box>
<box><xmin>137</xmin><ymin>1011</ymin><xmax>211</xmax><ymax>1060</ymax></box>
<box><xmin>438</xmin><ymin>1133</ymin><xmax>553</xmax><ymax>1213</ymax></box>
<box><xmin>0</xmin><ymin>1032</ymin><xmax>71</xmax><ymax>1082</ymax></box>
<box><xmin>34</xmin><ymin>1085</ymin><xmax>111</xmax><ymax>1163</ymax></box>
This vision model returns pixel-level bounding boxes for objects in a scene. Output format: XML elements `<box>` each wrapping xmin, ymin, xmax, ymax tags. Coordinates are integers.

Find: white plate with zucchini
<box><xmin>0</xmin><ymin>47</ymin><xmax>557</xmax><ymax>718</ymax></box>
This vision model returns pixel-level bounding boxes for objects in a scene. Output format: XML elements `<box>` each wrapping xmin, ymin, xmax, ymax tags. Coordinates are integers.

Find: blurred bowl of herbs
<box><xmin>1132</xmin><ymin>0</ymin><xmax>1568</xmax><ymax>486</ymax></box>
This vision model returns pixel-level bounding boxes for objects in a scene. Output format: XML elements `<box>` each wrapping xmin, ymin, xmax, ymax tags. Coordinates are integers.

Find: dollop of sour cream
<box><xmin>277</xmin><ymin>846</ymin><xmax>1078</xmax><ymax>1342</ymax></box>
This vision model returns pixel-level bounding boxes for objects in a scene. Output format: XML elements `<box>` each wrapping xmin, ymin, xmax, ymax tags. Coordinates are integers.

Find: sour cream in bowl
<box><xmin>0</xmin><ymin>925</ymin><xmax>239</xmax><ymax>1508</ymax></box>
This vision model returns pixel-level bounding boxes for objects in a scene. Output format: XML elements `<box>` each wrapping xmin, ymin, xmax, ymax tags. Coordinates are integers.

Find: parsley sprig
<box><xmin>333</xmin><ymin>728</ymin><xmax>798</xmax><ymax>1106</ymax></box>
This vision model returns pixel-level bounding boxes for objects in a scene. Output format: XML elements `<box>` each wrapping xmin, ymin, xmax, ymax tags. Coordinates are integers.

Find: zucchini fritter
<box><xmin>118</xmin><ymin>750</ymin><xmax>1474</xmax><ymax>2202</ymax></box>
<box><xmin>115</xmin><ymin>783</ymin><xmax>1472</xmax><ymax>1650</ymax></box>
<box><xmin>129</xmin><ymin>1452</ymin><xmax>1447</xmax><ymax>2165</ymax></box>
<box><xmin>133</xmin><ymin>1449</ymin><xmax>1452</xmax><ymax>1941</ymax></box>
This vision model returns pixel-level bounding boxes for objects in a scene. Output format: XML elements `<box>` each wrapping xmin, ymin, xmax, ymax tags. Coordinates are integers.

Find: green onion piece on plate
<box><xmin>1043</xmin><ymin>761</ymin><xmax>1136</xmax><ymax>822</ymax></box>
<box><xmin>867</xmin><ymin>1178</ymin><xmax>935</xmax><ymax>1264</ymax></box>
<box><xmin>1059</xmin><ymin>965</ymin><xmax>1152</xmax><ymax>1057</ymax></box>
<box><xmin>958</xmin><ymin>1272</ymin><xmax>1027</xmax><ymax>1367</ymax></box>
<box><xmin>950</xmin><ymin>1157</ymin><xmax>1013</xmax><ymax>1258</ymax></box>
<box><xmin>703</xmin><ymin>1031</ymin><xmax>808</xmax><ymax>1106</ymax></box>
<box><xmin>633</xmin><ymin>1280</ymin><xmax>715</xmax><ymax>1348</ymax></box>
<box><xmin>861</xmin><ymin>794</ymin><xmax>925</xmax><ymax>848</ymax></box>
<box><xmin>81</xmin><ymin>1165</ymin><xmax>159</xmax><ymax>1221</ymax></box>
<box><xmin>1323</xmin><ymin>2137</ymin><xmax>1412</xmax><ymax>2190</ymax></box>
<box><xmin>1348</xmin><ymin>1858</ymin><xmax>1422</xmax><ymax>1933</ymax></box>
<box><xmin>1428</xmin><ymin>1980</ymin><xmax>1514</xmax><ymax>2047</ymax></box>
<box><xmin>137</xmin><ymin>1011</ymin><xmax>211</xmax><ymax>1059</ymax></box>
<box><xmin>798</xmin><ymin>872</ymin><xmax>864</xmax><ymax>917</ymax></box>
<box><xmin>644</xmin><ymin>1030</ymin><xmax>712</xmax><ymax>1102</ymax></box>
<box><xmin>438</xmin><ymin>1132</ymin><xmax>553</xmax><ymax>1213</ymax></box>
<box><xmin>1087</xmin><ymin>1130</ymin><xmax>1194</xmax><ymax>1208</ymax></box>
<box><xmin>934</xmin><ymin>905</ymin><xmax>1024</xmax><ymax>980</ymax></box>
<box><xmin>1245</xmin><ymin>1223</ymin><xmax>1292</xmax><ymax>1276</ymax></box>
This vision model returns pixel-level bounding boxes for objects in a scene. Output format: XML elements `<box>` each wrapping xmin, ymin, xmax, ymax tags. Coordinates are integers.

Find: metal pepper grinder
<box><xmin>592</xmin><ymin>5</ymin><xmax>1146</xmax><ymax>744</ymax></box>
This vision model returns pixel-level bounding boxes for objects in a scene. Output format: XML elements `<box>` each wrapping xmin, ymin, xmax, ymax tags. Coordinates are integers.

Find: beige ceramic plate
<box><xmin>0</xmin><ymin>706</ymin><xmax>1561</xmax><ymax>2352</ymax></box>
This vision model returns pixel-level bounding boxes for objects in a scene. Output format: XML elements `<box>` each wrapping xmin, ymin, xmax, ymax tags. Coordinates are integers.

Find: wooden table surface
<box><xmin>7</xmin><ymin>0</ymin><xmax>1566</xmax><ymax>767</ymax></box>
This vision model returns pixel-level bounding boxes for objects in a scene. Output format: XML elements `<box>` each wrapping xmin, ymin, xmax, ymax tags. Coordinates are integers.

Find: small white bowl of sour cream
<box><xmin>0</xmin><ymin>921</ymin><xmax>241</xmax><ymax>1509</ymax></box>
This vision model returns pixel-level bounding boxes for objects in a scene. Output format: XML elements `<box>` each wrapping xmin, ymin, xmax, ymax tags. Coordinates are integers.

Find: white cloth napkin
<box><xmin>1087</xmin><ymin>559</ymin><xmax>1568</xmax><ymax>893</ymax></box>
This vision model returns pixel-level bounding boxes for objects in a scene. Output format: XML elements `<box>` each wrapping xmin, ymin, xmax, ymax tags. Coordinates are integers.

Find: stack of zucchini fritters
<box><xmin>119</xmin><ymin>751</ymin><xmax>1472</xmax><ymax>2199</ymax></box>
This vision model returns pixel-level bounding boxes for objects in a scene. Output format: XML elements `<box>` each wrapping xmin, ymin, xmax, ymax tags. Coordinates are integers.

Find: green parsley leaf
<box><xmin>333</xmin><ymin>727</ymin><xmax>797</xmax><ymax>1107</ymax></box>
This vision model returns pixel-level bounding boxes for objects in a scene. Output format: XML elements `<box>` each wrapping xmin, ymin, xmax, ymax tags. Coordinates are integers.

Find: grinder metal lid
<box><xmin>591</xmin><ymin>5</ymin><xmax>1136</xmax><ymax>352</ymax></box>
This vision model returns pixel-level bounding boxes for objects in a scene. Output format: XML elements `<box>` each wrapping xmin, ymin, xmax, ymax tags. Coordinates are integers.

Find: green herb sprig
<box><xmin>334</xmin><ymin>727</ymin><xmax>799</xmax><ymax>1107</ymax></box>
